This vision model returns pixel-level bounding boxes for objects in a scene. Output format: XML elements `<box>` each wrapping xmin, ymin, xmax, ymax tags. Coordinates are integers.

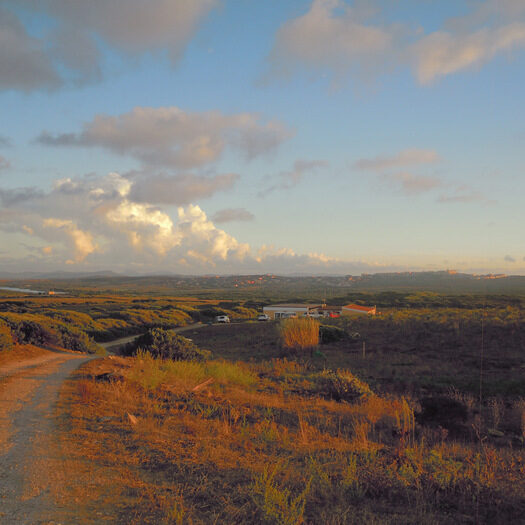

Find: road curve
<box><xmin>99</xmin><ymin>322</ymin><xmax>204</xmax><ymax>352</ymax></box>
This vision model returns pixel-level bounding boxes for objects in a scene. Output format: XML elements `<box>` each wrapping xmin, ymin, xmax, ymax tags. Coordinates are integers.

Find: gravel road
<box><xmin>0</xmin><ymin>351</ymin><xmax>96</xmax><ymax>524</ymax></box>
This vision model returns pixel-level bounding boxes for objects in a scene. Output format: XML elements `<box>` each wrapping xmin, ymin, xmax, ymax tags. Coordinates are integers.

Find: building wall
<box><xmin>263</xmin><ymin>306</ymin><xmax>309</xmax><ymax>320</ymax></box>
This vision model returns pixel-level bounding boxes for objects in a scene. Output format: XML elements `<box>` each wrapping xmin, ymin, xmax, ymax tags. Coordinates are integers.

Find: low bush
<box><xmin>135</xmin><ymin>328</ymin><xmax>211</xmax><ymax>361</ymax></box>
<box><xmin>313</xmin><ymin>369</ymin><xmax>373</xmax><ymax>402</ymax></box>
<box><xmin>0</xmin><ymin>312</ymin><xmax>102</xmax><ymax>354</ymax></box>
<box><xmin>319</xmin><ymin>324</ymin><xmax>346</xmax><ymax>343</ymax></box>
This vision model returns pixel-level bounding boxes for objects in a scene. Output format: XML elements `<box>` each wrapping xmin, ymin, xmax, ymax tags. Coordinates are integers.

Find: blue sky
<box><xmin>0</xmin><ymin>0</ymin><xmax>524</xmax><ymax>275</ymax></box>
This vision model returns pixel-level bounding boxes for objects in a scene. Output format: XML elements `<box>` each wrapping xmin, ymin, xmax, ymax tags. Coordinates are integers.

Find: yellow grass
<box><xmin>279</xmin><ymin>318</ymin><xmax>319</xmax><ymax>351</ymax></box>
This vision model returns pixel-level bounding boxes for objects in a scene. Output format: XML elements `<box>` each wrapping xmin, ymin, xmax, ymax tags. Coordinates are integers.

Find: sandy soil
<box><xmin>0</xmin><ymin>350</ymin><xmax>97</xmax><ymax>524</ymax></box>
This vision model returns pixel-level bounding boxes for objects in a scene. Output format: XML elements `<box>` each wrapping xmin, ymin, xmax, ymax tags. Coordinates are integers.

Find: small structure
<box><xmin>310</xmin><ymin>305</ymin><xmax>342</xmax><ymax>318</ymax></box>
<box><xmin>341</xmin><ymin>303</ymin><xmax>377</xmax><ymax>316</ymax></box>
<box><xmin>262</xmin><ymin>303</ymin><xmax>321</xmax><ymax>320</ymax></box>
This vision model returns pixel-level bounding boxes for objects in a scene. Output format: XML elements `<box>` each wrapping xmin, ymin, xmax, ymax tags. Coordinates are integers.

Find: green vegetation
<box><xmin>131</xmin><ymin>328</ymin><xmax>211</xmax><ymax>361</ymax></box>
<box><xmin>0</xmin><ymin>312</ymin><xmax>102</xmax><ymax>354</ymax></box>
<box><xmin>0</xmin><ymin>319</ymin><xmax>14</xmax><ymax>351</ymax></box>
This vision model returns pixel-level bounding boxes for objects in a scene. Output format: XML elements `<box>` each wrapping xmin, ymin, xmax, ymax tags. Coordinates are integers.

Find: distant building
<box><xmin>310</xmin><ymin>305</ymin><xmax>342</xmax><ymax>318</ymax></box>
<box><xmin>341</xmin><ymin>303</ymin><xmax>377</xmax><ymax>316</ymax></box>
<box><xmin>263</xmin><ymin>302</ymin><xmax>377</xmax><ymax>319</ymax></box>
<box><xmin>262</xmin><ymin>303</ymin><xmax>322</xmax><ymax>320</ymax></box>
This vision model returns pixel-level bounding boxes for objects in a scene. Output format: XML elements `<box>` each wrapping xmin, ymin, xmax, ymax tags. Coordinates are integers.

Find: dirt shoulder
<box><xmin>0</xmin><ymin>344</ymin><xmax>56</xmax><ymax>370</ymax></box>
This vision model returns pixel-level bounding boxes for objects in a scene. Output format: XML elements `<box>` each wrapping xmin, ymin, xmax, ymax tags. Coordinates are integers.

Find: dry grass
<box><xmin>279</xmin><ymin>318</ymin><xmax>319</xmax><ymax>352</ymax></box>
<box><xmin>48</xmin><ymin>354</ymin><xmax>525</xmax><ymax>524</ymax></box>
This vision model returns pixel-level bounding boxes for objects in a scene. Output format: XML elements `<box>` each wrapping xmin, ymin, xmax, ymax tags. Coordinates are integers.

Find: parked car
<box><xmin>257</xmin><ymin>314</ymin><xmax>270</xmax><ymax>321</ymax></box>
<box><xmin>215</xmin><ymin>315</ymin><xmax>230</xmax><ymax>323</ymax></box>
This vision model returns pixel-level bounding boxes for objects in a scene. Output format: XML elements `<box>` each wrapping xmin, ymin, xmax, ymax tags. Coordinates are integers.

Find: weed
<box><xmin>251</xmin><ymin>461</ymin><xmax>311</xmax><ymax>525</ymax></box>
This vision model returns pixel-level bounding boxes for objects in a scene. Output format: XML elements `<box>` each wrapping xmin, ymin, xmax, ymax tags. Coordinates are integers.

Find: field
<box><xmin>1</xmin><ymin>284</ymin><xmax>524</xmax><ymax>523</ymax></box>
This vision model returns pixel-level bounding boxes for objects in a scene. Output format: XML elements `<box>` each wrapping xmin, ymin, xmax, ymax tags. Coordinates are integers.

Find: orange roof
<box><xmin>342</xmin><ymin>303</ymin><xmax>375</xmax><ymax>312</ymax></box>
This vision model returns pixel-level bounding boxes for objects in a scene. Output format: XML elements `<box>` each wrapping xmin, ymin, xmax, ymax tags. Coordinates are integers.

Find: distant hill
<box><xmin>2</xmin><ymin>270</ymin><xmax>525</xmax><ymax>296</ymax></box>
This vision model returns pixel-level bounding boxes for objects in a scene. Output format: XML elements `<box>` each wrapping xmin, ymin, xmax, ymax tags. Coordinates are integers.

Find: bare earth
<box><xmin>0</xmin><ymin>350</ymin><xmax>96</xmax><ymax>524</ymax></box>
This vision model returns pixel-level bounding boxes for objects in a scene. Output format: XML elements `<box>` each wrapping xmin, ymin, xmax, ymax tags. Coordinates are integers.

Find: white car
<box><xmin>215</xmin><ymin>315</ymin><xmax>230</xmax><ymax>323</ymax></box>
<box><xmin>257</xmin><ymin>314</ymin><xmax>270</xmax><ymax>321</ymax></box>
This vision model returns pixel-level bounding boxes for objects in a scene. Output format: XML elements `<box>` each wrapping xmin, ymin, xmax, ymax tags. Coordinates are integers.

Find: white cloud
<box><xmin>106</xmin><ymin>200</ymin><xmax>179</xmax><ymax>256</ymax></box>
<box><xmin>270</xmin><ymin>0</ymin><xmax>525</xmax><ymax>85</ymax></box>
<box><xmin>0</xmin><ymin>171</ymin><xmax>382</xmax><ymax>274</ymax></box>
<box><xmin>43</xmin><ymin>218</ymin><xmax>97</xmax><ymax>262</ymax></box>
<box><xmin>212</xmin><ymin>208</ymin><xmax>255</xmax><ymax>224</ymax></box>
<box><xmin>412</xmin><ymin>24</ymin><xmax>525</xmax><ymax>85</ymax></box>
<box><xmin>37</xmin><ymin>106</ymin><xmax>293</xmax><ymax>169</ymax></box>
<box><xmin>269</xmin><ymin>0</ymin><xmax>399</xmax><ymax>81</ymax></box>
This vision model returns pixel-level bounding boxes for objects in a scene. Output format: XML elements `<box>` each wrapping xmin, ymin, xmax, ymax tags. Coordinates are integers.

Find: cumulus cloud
<box><xmin>504</xmin><ymin>254</ymin><xmax>516</xmax><ymax>262</ymax></box>
<box><xmin>1</xmin><ymin>1</ymin><xmax>216</xmax><ymax>90</ymax></box>
<box><xmin>260</xmin><ymin>159</ymin><xmax>328</xmax><ymax>196</ymax></box>
<box><xmin>43</xmin><ymin>218</ymin><xmax>97</xmax><ymax>262</ymax></box>
<box><xmin>37</xmin><ymin>106</ymin><xmax>293</xmax><ymax>169</ymax></box>
<box><xmin>212</xmin><ymin>208</ymin><xmax>255</xmax><ymax>224</ymax></box>
<box><xmin>0</xmin><ymin>171</ymin><xmax>378</xmax><ymax>274</ymax></box>
<box><xmin>269</xmin><ymin>0</ymin><xmax>525</xmax><ymax>85</ymax></box>
<box><xmin>0</xmin><ymin>7</ymin><xmax>60</xmax><ymax>91</ymax></box>
<box><xmin>128</xmin><ymin>172</ymin><xmax>239</xmax><ymax>205</ymax></box>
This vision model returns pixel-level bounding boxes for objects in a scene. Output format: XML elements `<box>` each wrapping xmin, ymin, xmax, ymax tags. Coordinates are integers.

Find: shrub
<box><xmin>319</xmin><ymin>324</ymin><xmax>346</xmax><ymax>343</ymax></box>
<box><xmin>279</xmin><ymin>318</ymin><xmax>319</xmax><ymax>352</ymax></box>
<box><xmin>314</xmin><ymin>369</ymin><xmax>373</xmax><ymax>402</ymax></box>
<box><xmin>136</xmin><ymin>328</ymin><xmax>211</xmax><ymax>361</ymax></box>
<box><xmin>416</xmin><ymin>396</ymin><xmax>469</xmax><ymax>436</ymax></box>
<box><xmin>0</xmin><ymin>321</ymin><xmax>14</xmax><ymax>351</ymax></box>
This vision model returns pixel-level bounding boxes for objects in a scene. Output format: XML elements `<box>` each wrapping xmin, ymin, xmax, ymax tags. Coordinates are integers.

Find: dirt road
<box><xmin>99</xmin><ymin>322</ymin><xmax>203</xmax><ymax>352</ymax></box>
<box><xmin>0</xmin><ymin>350</ymin><xmax>96</xmax><ymax>524</ymax></box>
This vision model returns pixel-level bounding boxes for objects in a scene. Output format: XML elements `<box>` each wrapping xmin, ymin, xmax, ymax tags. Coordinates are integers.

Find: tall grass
<box><xmin>279</xmin><ymin>318</ymin><xmax>319</xmax><ymax>352</ymax></box>
<box><xmin>128</xmin><ymin>350</ymin><xmax>257</xmax><ymax>391</ymax></box>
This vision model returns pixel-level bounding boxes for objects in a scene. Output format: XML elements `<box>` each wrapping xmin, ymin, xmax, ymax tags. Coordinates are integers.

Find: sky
<box><xmin>0</xmin><ymin>0</ymin><xmax>524</xmax><ymax>276</ymax></box>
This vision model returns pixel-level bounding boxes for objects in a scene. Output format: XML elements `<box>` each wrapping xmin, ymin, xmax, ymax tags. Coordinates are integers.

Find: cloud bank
<box><xmin>0</xmin><ymin>172</ymin><xmax>367</xmax><ymax>274</ymax></box>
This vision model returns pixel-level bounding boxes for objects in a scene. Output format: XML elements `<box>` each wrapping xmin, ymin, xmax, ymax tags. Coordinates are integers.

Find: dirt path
<box><xmin>99</xmin><ymin>322</ymin><xmax>203</xmax><ymax>352</ymax></box>
<box><xmin>0</xmin><ymin>350</ymin><xmax>97</xmax><ymax>524</ymax></box>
